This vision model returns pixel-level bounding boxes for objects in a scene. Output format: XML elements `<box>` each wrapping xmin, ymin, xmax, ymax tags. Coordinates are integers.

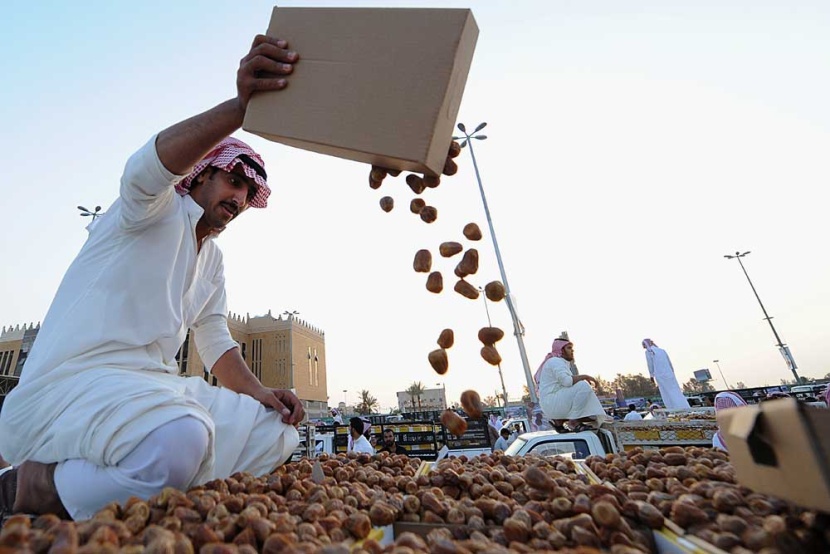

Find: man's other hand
<box><xmin>253</xmin><ymin>387</ymin><xmax>306</xmax><ymax>425</ymax></box>
<box><xmin>237</xmin><ymin>35</ymin><xmax>299</xmax><ymax>112</ymax></box>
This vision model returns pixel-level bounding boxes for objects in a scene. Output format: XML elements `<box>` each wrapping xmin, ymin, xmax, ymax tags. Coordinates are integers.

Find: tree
<box><xmin>355</xmin><ymin>389</ymin><xmax>378</xmax><ymax>415</ymax></box>
<box><xmin>405</xmin><ymin>381</ymin><xmax>426</xmax><ymax>411</ymax></box>
<box><xmin>781</xmin><ymin>376</ymin><xmax>815</xmax><ymax>385</ymax></box>
<box><xmin>594</xmin><ymin>376</ymin><xmax>614</xmax><ymax>397</ymax></box>
<box><xmin>482</xmin><ymin>395</ymin><xmax>498</xmax><ymax>408</ymax></box>
<box><xmin>735</xmin><ymin>381</ymin><xmax>746</xmax><ymax>389</ymax></box>
<box><xmin>682</xmin><ymin>378</ymin><xmax>715</xmax><ymax>394</ymax></box>
<box><xmin>611</xmin><ymin>373</ymin><xmax>660</xmax><ymax>398</ymax></box>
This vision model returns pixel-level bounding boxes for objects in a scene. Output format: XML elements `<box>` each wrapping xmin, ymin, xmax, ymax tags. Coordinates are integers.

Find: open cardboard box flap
<box><xmin>719</xmin><ymin>398</ymin><xmax>830</xmax><ymax>512</ymax></box>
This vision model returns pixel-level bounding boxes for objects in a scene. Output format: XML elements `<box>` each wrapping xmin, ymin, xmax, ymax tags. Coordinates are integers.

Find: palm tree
<box><xmin>356</xmin><ymin>389</ymin><xmax>378</xmax><ymax>415</ymax></box>
<box><xmin>406</xmin><ymin>381</ymin><xmax>426</xmax><ymax>411</ymax></box>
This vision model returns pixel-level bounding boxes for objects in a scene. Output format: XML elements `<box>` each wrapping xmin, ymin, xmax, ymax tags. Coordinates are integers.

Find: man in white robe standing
<box><xmin>0</xmin><ymin>34</ymin><xmax>305</xmax><ymax>520</ymax></box>
<box><xmin>642</xmin><ymin>338</ymin><xmax>690</xmax><ymax>410</ymax></box>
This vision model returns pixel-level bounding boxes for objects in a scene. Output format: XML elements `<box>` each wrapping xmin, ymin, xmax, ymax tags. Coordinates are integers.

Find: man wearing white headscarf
<box><xmin>535</xmin><ymin>338</ymin><xmax>607</xmax><ymax>432</ymax></box>
<box><xmin>642</xmin><ymin>338</ymin><xmax>690</xmax><ymax>410</ymax></box>
<box><xmin>712</xmin><ymin>391</ymin><xmax>748</xmax><ymax>451</ymax></box>
<box><xmin>0</xmin><ymin>34</ymin><xmax>303</xmax><ymax>521</ymax></box>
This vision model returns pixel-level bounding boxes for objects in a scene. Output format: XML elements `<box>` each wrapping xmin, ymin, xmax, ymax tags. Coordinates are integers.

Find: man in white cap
<box><xmin>0</xmin><ymin>34</ymin><xmax>303</xmax><ymax>520</ymax></box>
<box><xmin>642</xmin><ymin>338</ymin><xmax>690</xmax><ymax>410</ymax></box>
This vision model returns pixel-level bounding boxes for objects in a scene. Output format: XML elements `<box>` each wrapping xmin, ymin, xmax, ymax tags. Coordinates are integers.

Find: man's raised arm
<box><xmin>155</xmin><ymin>35</ymin><xmax>299</xmax><ymax>175</ymax></box>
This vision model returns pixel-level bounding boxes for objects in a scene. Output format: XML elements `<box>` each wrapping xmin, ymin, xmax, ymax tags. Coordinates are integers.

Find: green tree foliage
<box><xmin>355</xmin><ymin>389</ymin><xmax>378</xmax><ymax>415</ymax></box>
<box><xmin>405</xmin><ymin>381</ymin><xmax>426</xmax><ymax>411</ymax></box>
<box><xmin>611</xmin><ymin>373</ymin><xmax>660</xmax><ymax>398</ymax></box>
<box><xmin>594</xmin><ymin>375</ymin><xmax>614</xmax><ymax>397</ymax></box>
<box><xmin>682</xmin><ymin>378</ymin><xmax>715</xmax><ymax>394</ymax></box>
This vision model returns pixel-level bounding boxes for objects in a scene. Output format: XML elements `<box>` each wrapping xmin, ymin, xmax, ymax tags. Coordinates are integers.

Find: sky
<box><xmin>2</xmin><ymin>1</ymin><xmax>829</xmax><ymax>412</ymax></box>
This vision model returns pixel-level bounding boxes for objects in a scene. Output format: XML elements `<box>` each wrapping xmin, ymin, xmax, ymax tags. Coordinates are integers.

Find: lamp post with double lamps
<box><xmin>77</xmin><ymin>205</ymin><xmax>104</xmax><ymax>221</ymax></box>
<box><xmin>712</xmin><ymin>360</ymin><xmax>731</xmax><ymax>390</ymax></box>
<box><xmin>724</xmin><ymin>251</ymin><xmax>800</xmax><ymax>383</ymax></box>
<box><xmin>454</xmin><ymin>122</ymin><xmax>536</xmax><ymax>404</ymax></box>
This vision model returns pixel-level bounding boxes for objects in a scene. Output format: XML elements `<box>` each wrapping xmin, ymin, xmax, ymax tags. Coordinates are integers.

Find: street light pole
<box><xmin>77</xmin><ymin>205</ymin><xmax>104</xmax><ymax>221</ymax></box>
<box><xmin>436</xmin><ymin>382</ymin><xmax>447</xmax><ymax>410</ymax></box>
<box><xmin>712</xmin><ymin>359</ymin><xmax>731</xmax><ymax>389</ymax></box>
<box><xmin>455</xmin><ymin>123</ymin><xmax>537</xmax><ymax>404</ymax></box>
<box><xmin>724</xmin><ymin>251</ymin><xmax>800</xmax><ymax>383</ymax></box>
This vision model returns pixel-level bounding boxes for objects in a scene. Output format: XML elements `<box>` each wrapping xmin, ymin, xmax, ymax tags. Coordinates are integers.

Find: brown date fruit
<box><xmin>484</xmin><ymin>281</ymin><xmax>506</xmax><ymax>301</ymax></box>
<box><xmin>453</xmin><ymin>279</ymin><xmax>479</xmax><ymax>299</ymax></box>
<box><xmin>480</xmin><ymin>345</ymin><xmax>502</xmax><ymax>366</ymax></box>
<box><xmin>410</xmin><ymin>198</ymin><xmax>426</xmax><ymax>214</ymax></box>
<box><xmin>441</xmin><ymin>410</ymin><xmax>468</xmax><ymax>437</ymax></box>
<box><xmin>426</xmin><ymin>271</ymin><xmax>443</xmax><ymax>293</ymax></box>
<box><xmin>439</xmin><ymin>242</ymin><xmax>463</xmax><ymax>258</ymax></box>
<box><xmin>478</xmin><ymin>327</ymin><xmax>504</xmax><ymax>346</ymax></box>
<box><xmin>406</xmin><ymin>174</ymin><xmax>425</xmax><ymax>194</ymax></box>
<box><xmin>437</xmin><ymin>329</ymin><xmax>454</xmax><ymax>349</ymax></box>
<box><xmin>460</xmin><ymin>390</ymin><xmax>484</xmax><ymax>419</ymax></box>
<box><xmin>455</xmin><ymin>249</ymin><xmax>479</xmax><ymax>276</ymax></box>
<box><xmin>413</xmin><ymin>249</ymin><xmax>432</xmax><ymax>273</ymax></box>
<box><xmin>463</xmin><ymin>223</ymin><xmax>482</xmax><ymax>241</ymax></box>
<box><xmin>419</xmin><ymin>206</ymin><xmax>438</xmax><ymax>223</ymax></box>
<box><xmin>379</xmin><ymin>196</ymin><xmax>394</xmax><ymax>212</ymax></box>
<box><xmin>429</xmin><ymin>349</ymin><xmax>449</xmax><ymax>375</ymax></box>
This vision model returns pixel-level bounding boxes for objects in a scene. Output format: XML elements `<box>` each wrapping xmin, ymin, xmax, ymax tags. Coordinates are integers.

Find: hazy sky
<box><xmin>2</xmin><ymin>1</ymin><xmax>829</xmax><ymax>412</ymax></box>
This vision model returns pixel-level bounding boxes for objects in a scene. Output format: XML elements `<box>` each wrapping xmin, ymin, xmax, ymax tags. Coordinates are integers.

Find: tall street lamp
<box><xmin>78</xmin><ymin>205</ymin><xmax>104</xmax><ymax>221</ymax></box>
<box><xmin>454</xmin><ymin>122</ymin><xmax>537</xmax><ymax>404</ymax></box>
<box><xmin>712</xmin><ymin>359</ymin><xmax>731</xmax><ymax>389</ymax></box>
<box><xmin>724</xmin><ymin>251</ymin><xmax>800</xmax><ymax>383</ymax></box>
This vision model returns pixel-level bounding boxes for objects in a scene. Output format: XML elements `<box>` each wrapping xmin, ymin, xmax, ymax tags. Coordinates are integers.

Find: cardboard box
<box><xmin>243</xmin><ymin>7</ymin><xmax>479</xmax><ymax>176</ymax></box>
<box><xmin>718</xmin><ymin>398</ymin><xmax>830</xmax><ymax>512</ymax></box>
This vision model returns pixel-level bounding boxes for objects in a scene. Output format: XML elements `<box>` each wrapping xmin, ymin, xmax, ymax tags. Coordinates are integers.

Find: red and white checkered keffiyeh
<box><xmin>176</xmin><ymin>137</ymin><xmax>270</xmax><ymax>209</ymax></box>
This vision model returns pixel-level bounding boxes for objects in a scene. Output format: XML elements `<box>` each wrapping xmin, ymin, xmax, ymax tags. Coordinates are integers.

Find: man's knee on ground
<box><xmin>147</xmin><ymin>417</ymin><xmax>209</xmax><ymax>489</ymax></box>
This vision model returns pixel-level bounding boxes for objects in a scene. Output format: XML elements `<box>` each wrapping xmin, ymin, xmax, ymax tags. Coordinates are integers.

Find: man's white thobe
<box><xmin>645</xmin><ymin>346</ymin><xmax>691</xmax><ymax>410</ymax></box>
<box><xmin>0</xmin><ymin>137</ymin><xmax>297</xmax><ymax>492</ymax></box>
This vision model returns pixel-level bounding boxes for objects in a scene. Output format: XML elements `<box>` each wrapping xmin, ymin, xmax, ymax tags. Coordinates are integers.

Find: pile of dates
<box><xmin>585</xmin><ymin>446</ymin><xmax>830</xmax><ymax>553</ymax></box>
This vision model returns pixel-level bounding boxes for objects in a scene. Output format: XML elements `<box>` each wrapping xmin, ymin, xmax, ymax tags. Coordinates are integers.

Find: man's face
<box><xmin>383</xmin><ymin>430</ymin><xmax>395</xmax><ymax>446</ymax></box>
<box><xmin>562</xmin><ymin>344</ymin><xmax>575</xmax><ymax>361</ymax></box>
<box><xmin>190</xmin><ymin>166</ymin><xmax>258</xmax><ymax>234</ymax></box>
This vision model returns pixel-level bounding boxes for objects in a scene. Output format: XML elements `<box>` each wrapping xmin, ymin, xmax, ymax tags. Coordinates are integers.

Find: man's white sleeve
<box><xmin>192</xmin><ymin>257</ymin><xmax>238</xmax><ymax>372</ymax></box>
<box><xmin>119</xmin><ymin>134</ymin><xmax>182</xmax><ymax>232</ymax></box>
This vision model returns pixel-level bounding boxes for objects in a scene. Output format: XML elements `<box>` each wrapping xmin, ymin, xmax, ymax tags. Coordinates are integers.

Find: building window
<box><xmin>252</xmin><ymin>338</ymin><xmax>263</xmax><ymax>381</ymax></box>
<box><xmin>307</xmin><ymin>347</ymin><xmax>312</xmax><ymax>385</ymax></box>
<box><xmin>0</xmin><ymin>351</ymin><xmax>12</xmax><ymax>375</ymax></box>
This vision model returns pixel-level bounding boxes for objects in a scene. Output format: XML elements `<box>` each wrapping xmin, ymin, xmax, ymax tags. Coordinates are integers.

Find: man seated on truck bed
<box><xmin>379</xmin><ymin>428</ymin><xmax>407</xmax><ymax>455</ymax></box>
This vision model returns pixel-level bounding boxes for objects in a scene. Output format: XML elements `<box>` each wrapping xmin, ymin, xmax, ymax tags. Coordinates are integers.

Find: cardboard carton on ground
<box><xmin>718</xmin><ymin>398</ymin><xmax>830</xmax><ymax>512</ymax></box>
<box><xmin>243</xmin><ymin>7</ymin><xmax>479</xmax><ymax>176</ymax></box>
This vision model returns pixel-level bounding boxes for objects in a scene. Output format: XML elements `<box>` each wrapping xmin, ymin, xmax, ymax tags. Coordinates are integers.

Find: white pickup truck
<box><xmin>504</xmin><ymin>419</ymin><xmax>719</xmax><ymax>460</ymax></box>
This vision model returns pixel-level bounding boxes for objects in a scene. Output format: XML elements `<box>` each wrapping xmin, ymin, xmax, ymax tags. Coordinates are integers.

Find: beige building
<box><xmin>0</xmin><ymin>322</ymin><xmax>39</xmax><ymax>404</ymax></box>
<box><xmin>397</xmin><ymin>387</ymin><xmax>446</xmax><ymax>412</ymax></box>
<box><xmin>0</xmin><ymin>311</ymin><xmax>329</xmax><ymax>419</ymax></box>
